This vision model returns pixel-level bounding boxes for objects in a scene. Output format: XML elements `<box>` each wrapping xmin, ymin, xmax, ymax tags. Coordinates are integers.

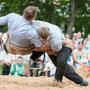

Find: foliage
<box><xmin>0</xmin><ymin>0</ymin><xmax>89</xmax><ymax>38</ymax></box>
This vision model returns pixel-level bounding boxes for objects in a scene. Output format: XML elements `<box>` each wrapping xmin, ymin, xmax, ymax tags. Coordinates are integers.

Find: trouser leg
<box><xmin>49</xmin><ymin>55</ymin><xmax>57</xmax><ymax>66</ymax></box>
<box><xmin>30</xmin><ymin>51</ymin><xmax>44</xmax><ymax>61</ymax></box>
<box><xmin>49</xmin><ymin>54</ymin><xmax>83</xmax><ymax>84</ymax></box>
<box><xmin>55</xmin><ymin>46</ymin><xmax>71</xmax><ymax>82</ymax></box>
<box><xmin>64</xmin><ymin>64</ymin><xmax>83</xmax><ymax>84</ymax></box>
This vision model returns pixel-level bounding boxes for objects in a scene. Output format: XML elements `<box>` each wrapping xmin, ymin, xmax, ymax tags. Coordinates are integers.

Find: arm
<box><xmin>67</xmin><ymin>56</ymin><xmax>74</xmax><ymax>67</ymax></box>
<box><xmin>0</xmin><ymin>14</ymin><xmax>9</xmax><ymax>25</ymax></box>
<box><xmin>34</xmin><ymin>44</ymin><xmax>51</xmax><ymax>51</ymax></box>
<box><xmin>34</xmin><ymin>44</ymin><xmax>58</xmax><ymax>56</ymax></box>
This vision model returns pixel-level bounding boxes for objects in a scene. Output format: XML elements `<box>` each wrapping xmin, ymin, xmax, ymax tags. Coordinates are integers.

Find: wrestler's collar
<box><xmin>21</xmin><ymin>16</ymin><xmax>31</xmax><ymax>25</ymax></box>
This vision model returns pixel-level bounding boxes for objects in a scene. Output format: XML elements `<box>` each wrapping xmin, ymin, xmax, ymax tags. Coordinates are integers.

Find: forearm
<box><xmin>34</xmin><ymin>44</ymin><xmax>51</xmax><ymax>51</ymax></box>
<box><xmin>74</xmin><ymin>59</ymin><xmax>82</xmax><ymax>65</ymax></box>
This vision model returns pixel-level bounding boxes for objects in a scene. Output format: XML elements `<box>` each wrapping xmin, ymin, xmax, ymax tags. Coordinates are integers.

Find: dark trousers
<box><xmin>30</xmin><ymin>46</ymin><xmax>83</xmax><ymax>84</ymax></box>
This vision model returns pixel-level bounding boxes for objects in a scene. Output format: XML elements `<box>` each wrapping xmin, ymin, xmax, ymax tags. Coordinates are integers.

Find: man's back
<box><xmin>32</xmin><ymin>20</ymin><xmax>65</xmax><ymax>52</ymax></box>
<box><xmin>0</xmin><ymin>13</ymin><xmax>43</xmax><ymax>47</ymax></box>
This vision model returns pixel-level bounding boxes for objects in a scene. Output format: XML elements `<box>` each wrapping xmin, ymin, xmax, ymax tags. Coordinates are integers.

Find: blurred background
<box><xmin>0</xmin><ymin>0</ymin><xmax>90</xmax><ymax>38</ymax></box>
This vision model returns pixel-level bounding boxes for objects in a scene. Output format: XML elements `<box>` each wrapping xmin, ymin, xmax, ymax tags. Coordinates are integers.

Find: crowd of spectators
<box><xmin>0</xmin><ymin>31</ymin><xmax>90</xmax><ymax>78</ymax></box>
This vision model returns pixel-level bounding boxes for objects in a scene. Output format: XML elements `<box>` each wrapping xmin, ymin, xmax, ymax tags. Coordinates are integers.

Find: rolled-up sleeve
<box><xmin>49</xmin><ymin>26</ymin><xmax>64</xmax><ymax>52</ymax></box>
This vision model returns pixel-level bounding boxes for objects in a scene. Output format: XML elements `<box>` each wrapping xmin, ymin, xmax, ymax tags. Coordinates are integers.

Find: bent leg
<box><xmin>55</xmin><ymin>46</ymin><xmax>71</xmax><ymax>82</ymax></box>
<box><xmin>64</xmin><ymin>64</ymin><xmax>83</xmax><ymax>84</ymax></box>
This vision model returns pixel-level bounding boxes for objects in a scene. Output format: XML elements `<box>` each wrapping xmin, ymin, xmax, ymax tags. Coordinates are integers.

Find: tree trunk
<box><xmin>66</xmin><ymin>0</ymin><xmax>76</xmax><ymax>36</ymax></box>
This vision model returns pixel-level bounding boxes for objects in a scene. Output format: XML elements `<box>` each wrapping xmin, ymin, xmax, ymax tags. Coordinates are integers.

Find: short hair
<box><xmin>38</xmin><ymin>27</ymin><xmax>50</xmax><ymax>39</ymax></box>
<box><xmin>23</xmin><ymin>6</ymin><xmax>40</xmax><ymax>20</ymax></box>
<box><xmin>18</xmin><ymin>56</ymin><xmax>23</xmax><ymax>60</ymax></box>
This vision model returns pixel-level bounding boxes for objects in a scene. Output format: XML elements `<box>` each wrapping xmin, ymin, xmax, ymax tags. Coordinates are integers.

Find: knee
<box><xmin>57</xmin><ymin>58</ymin><xmax>67</xmax><ymax>66</ymax></box>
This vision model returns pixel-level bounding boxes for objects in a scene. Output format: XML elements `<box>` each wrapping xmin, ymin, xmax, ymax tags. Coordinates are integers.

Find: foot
<box><xmin>54</xmin><ymin>79</ymin><xmax>62</xmax><ymax>83</ymax></box>
<box><xmin>80</xmin><ymin>80</ymin><xmax>88</xmax><ymax>86</ymax></box>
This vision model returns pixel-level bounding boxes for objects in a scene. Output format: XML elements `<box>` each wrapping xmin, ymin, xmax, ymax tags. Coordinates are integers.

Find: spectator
<box><xmin>73</xmin><ymin>41</ymin><xmax>88</xmax><ymax>69</ymax></box>
<box><xmin>9</xmin><ymin>56</ymin><xmax>27</xmax><ymax>76</ymax></box>
<box><xmin>77</xmin><ymin>32</ymin><xmax>83</xmax><ymax>43</ymax></box>
<box><xmin>65</xmin><ymin>34</ymin><xmax>70</xmax><ymax>39</ymax></box>
<box><xmin>83</xmin><ymin>40</ymin><xmax>88</xmax><ymax>50</ymax></box>
<box><xmin>72</xmin><ymin>33</ymin><xmax>78</xmax><ymax>49</ymax></box>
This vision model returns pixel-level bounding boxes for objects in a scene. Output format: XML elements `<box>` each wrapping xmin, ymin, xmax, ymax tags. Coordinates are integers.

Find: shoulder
<box><xmin>7</xmin><ymin>13</ymin><xmax>19</xmax><ymax>16</ymax></box>
<box><xmin>7</xmin><ymin>13</ymin><xmax>20</xmax><ymax>19</ymax></box>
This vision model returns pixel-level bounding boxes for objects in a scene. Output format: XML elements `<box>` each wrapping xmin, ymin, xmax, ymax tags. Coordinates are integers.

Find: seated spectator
<box><xmin>73</xmin><ymin>41</ymin><xmax>88</xmax><ymax>69</ymax></box>
<box><xmin>43</xmin><ymin>60</ymin><xmax>56</xmax><ymax>77</ymax></box>
<box><xmin>9</xmin><ymin>56</ymin><xmax>27</xmax><ymax>76</ymax></box>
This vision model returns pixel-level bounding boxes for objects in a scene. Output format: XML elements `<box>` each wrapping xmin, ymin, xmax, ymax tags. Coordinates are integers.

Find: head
<box><xmin>73</xmin><ymin>33</ymin><xmax>78</xmax><ymax>40</ymax></box>
<box><xmin>65</xmin><ymin>34</ymin><xmax>70</xmax><ymax>39</ymax></box>
<box><xmin>87</xmin><ymin>34</ymin><xmax>90</xmax><ymax>41</ymax></box>
<box><xmin>38</xmin><ymin>27</ymin><xmax>50</xmax><ymax>43</ymax></box>
<box><xmin>17</xmin><ymin>56</ymin><xmax>23</xmax><ymax>65</ymax></box>
<box><xmin>78</xmin><ymin>41</ymin><xmax>83</xmax><ymax>50</ymax></box>
<box><xmin>82</xmin><ymin>40</ymin><xmax>87</xmax><ymax>48</ymax></box>
<box><xmin>77</xmin><ymin>32</ymin><xmax>82</xmax><ymax>39</ymax></box>
<box><xmin>23</xmin><ymin>6</ymin><xmax>40</xmax><ymax>21</ymax></box>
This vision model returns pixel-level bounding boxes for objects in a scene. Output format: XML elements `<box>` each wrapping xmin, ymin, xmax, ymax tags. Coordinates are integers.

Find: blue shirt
<box><xmin>0</xmin><ymin>13</ymin><xmax>43</xmax><ymax>47</ymax></box>
<box><xmin>31</xmin><ymin>20</ymin><xmax>65</xmax><ymax>52</ymax></box>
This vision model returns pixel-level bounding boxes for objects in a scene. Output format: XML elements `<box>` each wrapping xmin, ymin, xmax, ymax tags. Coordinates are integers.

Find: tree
<box><xmin>0</xmin><ymin>0</ymin><xmax>89</xmax><ymax>38</ymax></box>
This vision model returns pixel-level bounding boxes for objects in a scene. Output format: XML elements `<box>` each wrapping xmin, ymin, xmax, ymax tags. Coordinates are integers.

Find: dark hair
<box><xmin>78</xmin><ymin>40</ymin><xmax>84</xmax><ymax>45</ymax></box>
<box><xmin>23</xmin><ymin>6</ymin><xmax>40</xmax><ymax>20</ymax></box>
<box><xmin>18</xmin><ymin>56</ymin><xmax>23</xmax><ymax>60</ymax></box>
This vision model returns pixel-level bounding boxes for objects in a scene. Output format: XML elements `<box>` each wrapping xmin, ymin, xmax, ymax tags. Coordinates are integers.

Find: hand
<box><xmin>81</xmin><ymin>63</ymin><xmax>87</xmax><ymax>67</ymax></box>
<box><xmin>62</xmin><ymin>38</ymin><xmax>68</xmax><ymax>46</ymax></box>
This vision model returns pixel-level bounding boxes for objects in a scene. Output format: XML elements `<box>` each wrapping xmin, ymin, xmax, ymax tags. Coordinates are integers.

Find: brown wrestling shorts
<box><xmin>5</xmin><ymin>38</ymin><xmax>35</xmax><ymax>55</ymax></box>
